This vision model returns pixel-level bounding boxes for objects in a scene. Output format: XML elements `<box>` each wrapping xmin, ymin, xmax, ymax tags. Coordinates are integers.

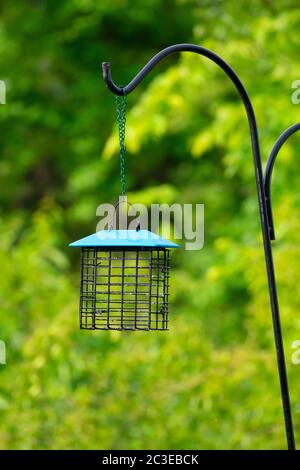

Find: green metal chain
<box><xmin>116</xmin><ymin>94</ymin><xmax>127</xmax><ymax>195</ymax></box>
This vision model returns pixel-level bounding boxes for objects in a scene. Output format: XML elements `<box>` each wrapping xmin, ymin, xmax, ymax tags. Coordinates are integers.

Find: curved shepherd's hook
<box><xmin>264</xmin><ymin>122</ymin><xmax>300</xmax><ymax>241</ymax></box>
<box><xmin>102</xmin><ymin>44</ymin><xmax>295</xmax><ymax>449</ymax></box>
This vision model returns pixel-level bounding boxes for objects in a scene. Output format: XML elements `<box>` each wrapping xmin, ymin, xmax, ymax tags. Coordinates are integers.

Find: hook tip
<box><xmin>102</xmin><ymin>62</ymin><xmax>111</xmax><ymax>81</ymax></box>
<box><xmin>101</xmin><ymin>62</ymin><xmax>126</xmax><ymax>95</ymax></box>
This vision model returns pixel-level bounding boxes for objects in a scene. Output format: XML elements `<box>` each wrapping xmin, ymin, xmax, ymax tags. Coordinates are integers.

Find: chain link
<box><xmin>116</xmin><ymin>95</ymin><xmax>127</xmax><ymax>195</ymax></box>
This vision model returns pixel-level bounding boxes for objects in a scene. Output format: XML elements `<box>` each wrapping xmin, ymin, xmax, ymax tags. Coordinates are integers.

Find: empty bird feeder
<box><xmin>69</xmin><ymin>95</ymin><xmax>178</xmax><ymax>331</ymax></box>
<box><xmin>70</xmin><ymin>229</ymin><xmax>179</xmax><ymax>331</ymax></box>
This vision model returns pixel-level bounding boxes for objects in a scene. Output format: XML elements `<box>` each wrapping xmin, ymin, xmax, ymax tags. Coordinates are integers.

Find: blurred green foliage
<box><xmin>0</xmin><ymin>0</ymin><xmax>300</xmax><ymax>450</ymax></box>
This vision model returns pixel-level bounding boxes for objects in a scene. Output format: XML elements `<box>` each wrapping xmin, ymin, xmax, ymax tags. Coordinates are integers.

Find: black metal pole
<box><xmin>264</xmin><ymin>122</ymin><xmax>300</xmax><ymax>241</ymax></box>
<box><xmin>102</xmin><ymin>44</ymin><xmax>295</xmax><ymax>450</ymax></box>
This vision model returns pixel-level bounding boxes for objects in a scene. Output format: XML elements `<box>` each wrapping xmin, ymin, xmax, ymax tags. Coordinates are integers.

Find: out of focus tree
<box><xmin>0</xmin><ymin>0</ymin><xmax>300</xmax><ymax>450</ymax></box>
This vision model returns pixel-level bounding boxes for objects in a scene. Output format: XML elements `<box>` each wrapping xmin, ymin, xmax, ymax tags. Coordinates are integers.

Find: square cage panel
<box><xmin>80</xmin><ymin>247</ymin><xmax>170</xmax><ymax>331</ymax></box>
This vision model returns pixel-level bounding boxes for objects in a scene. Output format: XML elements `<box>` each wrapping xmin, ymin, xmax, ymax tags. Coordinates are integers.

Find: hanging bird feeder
<box><xmin>70</xmin><ymin>229</ymin><xmax>178</xmax><ymax>331</ymax></box>
<box><xmin>70</xmin><ymin>92</ymin><xmax>179</xmax><ymax>330</ymax></box>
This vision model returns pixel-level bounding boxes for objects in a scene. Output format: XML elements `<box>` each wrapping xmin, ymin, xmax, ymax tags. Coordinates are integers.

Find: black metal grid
<box><xmin>79</xmin><ymin>247</ymin><xmax>170</xmax><ymax>331</ymax></box>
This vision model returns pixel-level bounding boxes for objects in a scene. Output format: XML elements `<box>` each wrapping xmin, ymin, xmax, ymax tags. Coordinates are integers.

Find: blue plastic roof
<box><xmin>69</xmin><ymin>230</ymin><xmax>179</xmax><ymax>249</ymax></box>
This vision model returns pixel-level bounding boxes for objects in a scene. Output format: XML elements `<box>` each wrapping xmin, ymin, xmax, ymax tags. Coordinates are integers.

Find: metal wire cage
<box><xmin>80</xmin><ymin>247</ymin><xmax>169</xmax><ymax>330</ymax></box>
<box><xmin>70</xmin><ymin>230</ymin><xmax>179</xmax><ymax>331</ymax></box>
